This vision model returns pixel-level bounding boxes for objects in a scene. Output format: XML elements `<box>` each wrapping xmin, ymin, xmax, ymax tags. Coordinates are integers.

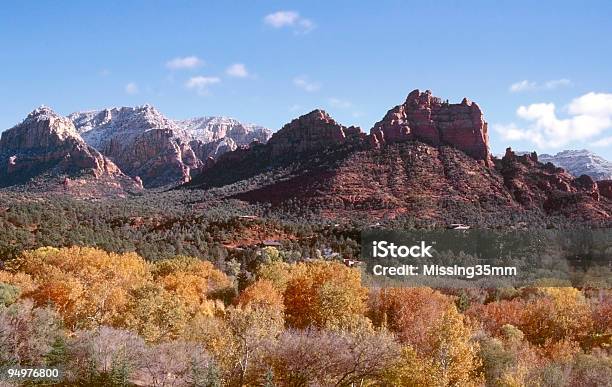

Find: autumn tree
<box><xmin>235</xmin><ymin>279</ymin><xmax>284</xmax><ymax>325</ymax></box>
<box><xmin>466</xmin><ymin>298</ymin><xmax>526</xmax><ymax>337</ymax></box>
<box><xmin>424</xmin><ymin>306</ymin><xmax>483</xmax><ymax>386</ymax></box>
<box><xmin>520</xmin><ymin>287</ymin><xmax>592</xmax><ymax>346</ymax></box>
<box><xmin>257</xmin><ymin>260</ymin><xmax>293</xmax><ymax>293</ymax></box>
<box><xmin>7</xmin><ymin>246</ymin><xmax>150</xmax><ymax>329</ymax></box>
<box><xmin>0</xmin><ymin>283</ymin><xmax>20</xmax><ymax>306</ymax></box>
<box><xmin>120</xmin><ymin>283</ymin><xmax>190</xmax><ymax>343</ymax></box>
<box><xmin>476</xmin><ymin>325</ymin><xmax>541</xmax><ymax>386</ymax></box>
<box><xmin>223</xmin><ymin>305</ymin><xmax>284</xmax><ymax>385</ymax></box>
<box><xmin>369</xmin><ymin>287</ymin><xmax>452</xmax><ymax>351</ymax></box>
<box><xmin>282</xmin><ymin>261</ymin><xmax>368</xmax><ymax>329</ymax></box>
<box><xmin>381</xmin><ymin>346</ymin><xmax>439</xmax><ymax>386</ymax></box>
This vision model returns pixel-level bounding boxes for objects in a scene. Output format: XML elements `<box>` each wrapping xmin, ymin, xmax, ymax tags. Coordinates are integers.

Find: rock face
<box><xmin>539</xmin><ymin>150</ymin><xmax>612</xmax><ymax>181</ymax></box>
<box><xmin>69</xmin><ymin>106</ymin><xmax>272</xmax><ymax>187</ymax></box>
<box><xmin>267</xmin><ymin>110</ymin><xmax>364</xmax><ymax>157</ymax></box>
<box><xmin>69</xmin><ymin>105</ymin><xmax>198</xmax><ymax>187</ymax></box>
<box><xmin>188</xmin><ymin>108</ymin><xmax>610</xmax><ymax>223</ymax></box>
<box><xmin>0</xmin><ymin>106</ymin><xmax>134</xmax><ymax>188</ymax></box>
<box><xmin>189</xmin><ymin>137</ymin><xmax>237</xmax><ymax>161</ymax></box>
<box><xmin>598</xmin><ymin>180</ymin><xmax>612</xmax><ymax>200</ymax></box>
<box><xmin>371</xmin><ymin>89</ymin><xmax>492</xmax><ymax>165</ymax></box>
<box><xmin>498</xmin><ymin>148</ymin><xmax>609</xmax><ymax>217</ymax></box>
<box><xmin>187</xmin><ymin>110</ymin><xmax>366</xmax><ymax>188</ymax></box>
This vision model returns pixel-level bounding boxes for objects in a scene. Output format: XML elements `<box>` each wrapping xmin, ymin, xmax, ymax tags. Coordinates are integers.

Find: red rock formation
<box><xmin>0</xmin><ymin>106</ymin><xmax>140</xmax><ymax>192</ymax></box>
<box><xmin>371</xmin><ymin>89</ymin><xmax>492</xmax><ymax>166</ymax></box>
<box><xmin>267</xmin><ymin>110</ymin><xmax>364</xmax><ymax>157</ymax></box>
<box><xmin>573</xmin><ymin>174</ymin><xmax>600</xmax><ymax>200</ymax></box>
<box><xmin>598</xmin><ymin>180</ymin><xmax>612</xmax><ymax>200</ymax></box>
<box><xmin>499</xmin><ymin>148</ymin><xmax>610</xmax><ymax>219</ymax></box>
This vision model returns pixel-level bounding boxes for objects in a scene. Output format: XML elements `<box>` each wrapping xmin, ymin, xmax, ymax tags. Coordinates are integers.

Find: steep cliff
<box><xmin>371</xmin><ymin>89</ymin><xmax>492</xmax><ymax>165</ymax></box>
<box><xmin>0</xmin><ymin>106</ymin><xmax>140</xmax><ymax>194</ymax></box>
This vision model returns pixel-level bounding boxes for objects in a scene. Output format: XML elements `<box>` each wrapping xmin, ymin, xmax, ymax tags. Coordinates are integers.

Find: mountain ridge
<box><xmin>66</xmin><ymin>105</ymin><xmax>272</xmax><ymax>187</ymax></box>
<box><xmin>2</xmin><ymin>90</ymin><xmax>611</xmax><ymax>223</ymax></box>
<box><xmin>539</xmin><ymin>149</ymin><xmax>612</xmax><ymax>181</ymax></box>
<box><xmin>187</xmin><ymin>90</ymin><xmax>611</xmax><ymax>223</ymax></box>
<box><xmin>0</xmin><ymin>106</ymin><xmax>141</xmax><ymax>195</ymax></box>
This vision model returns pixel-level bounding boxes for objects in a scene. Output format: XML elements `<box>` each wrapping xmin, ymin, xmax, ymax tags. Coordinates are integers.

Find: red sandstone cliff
<box><xmin>267</xmin><ymin>109</ymin><xmax>364</xmax><ymax>157</ymax></box>
<box><xmin>370</xmin><ymin>89</ymin><xmax>492</xmax><ymax>166</ymax></box>
<box><xmin>597</xmin><ymin>180</ymin><xmax>612</xmax><ymax>200</ymax></box>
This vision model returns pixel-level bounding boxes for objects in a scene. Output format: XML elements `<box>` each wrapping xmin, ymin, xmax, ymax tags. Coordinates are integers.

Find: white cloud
<box><xmin>263</xmin><ymin>11</ymin><xmax>315</xmax><ymax>33</ymax></box>
<box><xmin>226</xmin><ymin>63</ymin><xmax>249</xmax><ymax>78</ymax></box>
<box><xmin>166</xmin><ymin>56</ymin><xmax>203</xmax><ymax>70</ymax></box>
<box><xmin>544</xmin><ymin>78</ymin><xmax>572</xmax><ymax>89</ymax></box>
<box><xmin>494</xmin><ymin>92</ymin><xmax>612</xmax><ymax>149</ymax></box>
<box><xmin>509</xmin><ymin>78</ymin><xmax>572</xmax><ymax>93</ymax></box>
<box><xmin>509</xmin><ymin>80</ymin><xmax>537</xmax><ymax>93</ymax></box>
<box><xmin>264</xmin><ymin>11</ymin><xmax>299</xmax><ymax>27</ymax></box>
<box><xmin>493</xmin><ymin>123</ymin><xmax>534</xmax><ymax>141</ymax></box>
<box><xmin>568</xmin><ymin>92</ymin><xmax>612</xmax><ymax>116</ymax></box>
<box><xmin>328</xmin><ymin>97</ymin><xmax>352</xmax><ymax>109</ymax></box>
<box><xmin>124</xmin><ymin>82</ymin><xmax>139</xmax><ymax>95</ymax></box>
<box><xmin>293</xmin><ymin>76</ymin><xmax>320</xmax><ymax>92</ymax></box>
<box><xmin>185</xmin><ymin>76</ymin><xmax>221</xmax><ymax>95</ymax></box>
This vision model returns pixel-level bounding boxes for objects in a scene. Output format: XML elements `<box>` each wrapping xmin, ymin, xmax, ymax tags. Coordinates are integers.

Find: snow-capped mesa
<box><xmin>69</xmin><ymin>104</ymin><xmax>180</xmax><ymax>149</ymax></box>
<box><xmin>539</xmin><ymin>150</ymin><xmax>612</xmax><ymax>181</ymax></box>
<box><xmin>175</xmin><ymin>116</ymin><xmax>272</xmax><ymax>145</ymax></box>
<box><xmin>68</xmin><ymin>105</ymin><xmax>272</xmax><ymax>187</ymax></box>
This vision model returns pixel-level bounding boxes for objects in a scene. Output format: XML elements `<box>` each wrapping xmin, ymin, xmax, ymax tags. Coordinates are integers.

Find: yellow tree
<box><xmin>119</xmin><ymin>283</ymin><xmax>190</xmax><ymax>343</ymax></box>
<box><xmin>282</xmin><ymin>261</ymin><xmax>368</xmax><ymax>329</ymax></box>
<box><xmin>520</xmin><ymin>287</ymin><xmax>592</xmax><ymax>346</ymax></box>
<box><xmin>7</xmin><ymin>246</ymin><xmax>150</xmax><ymax>329</ymax></box>
<box><xmin>425</xmin><ymin>306</ymin><xmax>483</xmax><ymax>386</ymax></box>
<box><xmin>152</xmin><ymin>255</ymin><xmax>232</xmax><ymax>316</ymax></box>
<box><xmin>235</xmin><ymin>279</ymin><xmax>284</xmax><ymax>314</ymax></box>
<box><xmin>257</xmin><ymin>260</ymin><xmax>293</xmax><ymax>293</ymax></box>
<box><xmin>381</xmin><ymin>346</ymin><xmax>439</xmax><ymax>386</ymax></box>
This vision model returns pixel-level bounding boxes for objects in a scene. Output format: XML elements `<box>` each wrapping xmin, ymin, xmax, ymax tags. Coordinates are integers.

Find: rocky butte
<box><xmin>370</xmin><ymin>89</ymin><xmax>492</xmax><ymax>166</ymax></box>
<box><xmin>267</xmin><ymin>109</ymin><xmax>364</xmax><ymax>157</ymax></box>
<box><xmin>197</xmin><ymin>90</ymin><xmax>495</xmax><ymax>177</ymax></box>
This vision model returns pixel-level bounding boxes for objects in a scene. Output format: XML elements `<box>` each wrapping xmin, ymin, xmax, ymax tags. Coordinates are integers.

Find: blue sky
<box><xmin>1</xmin><ymin>0</ymin><xmax>611</xmax><ymax>158</ymax></box>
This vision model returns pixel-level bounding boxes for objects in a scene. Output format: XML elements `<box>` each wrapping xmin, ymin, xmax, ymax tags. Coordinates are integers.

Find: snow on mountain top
<box><xmin>539</xmin><ymin>150</ymin><xmax>612</xmax><ymax>181</ymax></box>
<box><xmin>68</xmin><ymin>105</ymin><xmax>272</xmax><ymax>147</ymax></box>
<box><xmin>15</xmin><ymin>105</ymin><xmax>81</xmax><ymax>141</ymax></box>
<box><xmin>540</xmin><ymin>149</ymin><xmax>594</xmax><ymax>158</ymax></box>
<box><xmin>68</xmin><ymin>105</ymin><xmax>181</xmax><ymax>149</ymax></box>
<box><xmin>175</xmin><ymin>116</ymin><xmax>272</xmax><ymax>143</ymax></box>
<box><xmin>27</xmin><ymin>105</ymin><xmax>60</xmax><ymax>120</ymax></box>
